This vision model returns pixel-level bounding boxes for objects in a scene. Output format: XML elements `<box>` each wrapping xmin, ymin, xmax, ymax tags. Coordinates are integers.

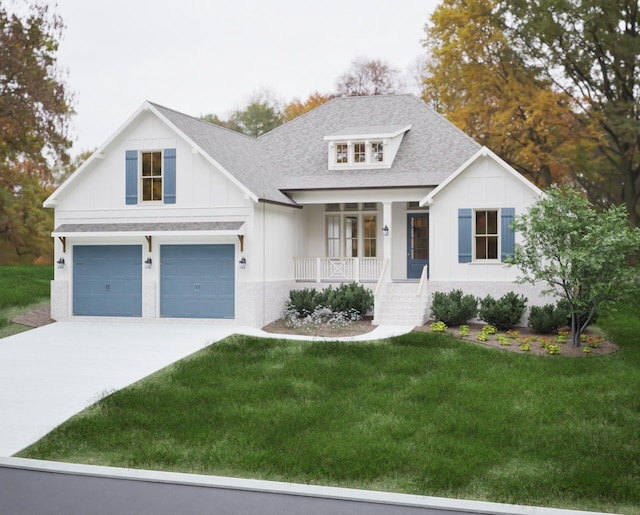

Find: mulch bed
<box><xmin>262</xmin><ymin>317</ymin><xmax>376</xmax><ymax>337</ymax></box>
<box><xmin>413</xmin><ymin>322</ymin><xmax>617</xmax><ymax>357</ymax></box>
<box><xmin>262</xmin><ymin>318</ymin><xmax>617</xmax><ymax>357</ymax></box>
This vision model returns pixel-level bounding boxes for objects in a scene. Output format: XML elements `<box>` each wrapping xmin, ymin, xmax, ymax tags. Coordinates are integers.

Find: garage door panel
<box><xmin>73</xmin><ymin>245</ymin><xmax>142</xmax><ymax>317</ymax></box>
<box><xmin>160</xmin><ymin>244</ymin><xmax>235</xmax><ymax>319</ymax></box>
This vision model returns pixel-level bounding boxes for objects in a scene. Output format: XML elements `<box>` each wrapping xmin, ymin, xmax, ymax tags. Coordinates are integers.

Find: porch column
<box><xmin>382</xmin><ymin>202</ymin><xmax>392</xmax><ymax>261</ymax></box>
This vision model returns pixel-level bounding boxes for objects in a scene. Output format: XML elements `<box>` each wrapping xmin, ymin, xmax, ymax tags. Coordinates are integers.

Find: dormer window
<box><xmin>324</xmin><ymin>124</ymin><xmax>411</xmax><ymax>171</ymax></box>
<box><xmin>371</xmin><ymin>142</ymin><xmax>384</xmax><ymax>163</ymax></box>
<box><xmin>336</xmin><ymin>144</ymin><xmax>348</xmax><ymax>164</ymax></box>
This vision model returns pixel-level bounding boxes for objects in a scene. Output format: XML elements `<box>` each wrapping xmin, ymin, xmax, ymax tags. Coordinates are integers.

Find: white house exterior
<box><xmin>45</xmin><ymin>95</ymin><xmax>544</xmax><ymax>327</ymax></box>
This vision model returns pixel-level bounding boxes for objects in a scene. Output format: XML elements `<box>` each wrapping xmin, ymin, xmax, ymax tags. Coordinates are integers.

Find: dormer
<box><xmin>324</xmin><ymin>124</ymin><xmax>412</xmax><ymax>171</ymax></box>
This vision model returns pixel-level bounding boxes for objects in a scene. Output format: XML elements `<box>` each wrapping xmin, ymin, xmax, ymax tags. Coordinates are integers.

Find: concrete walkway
<box><xmin>0</xmin><ymin>321</ymin><xmax>412</xmax><ymax>457</ymax></box>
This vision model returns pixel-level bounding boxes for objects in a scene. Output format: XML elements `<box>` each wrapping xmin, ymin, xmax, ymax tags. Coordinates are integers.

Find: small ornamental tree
<box><xmin>509</xmin><ymin>185</ymin><xmax>640</xmax><ymax>347</ymax></box>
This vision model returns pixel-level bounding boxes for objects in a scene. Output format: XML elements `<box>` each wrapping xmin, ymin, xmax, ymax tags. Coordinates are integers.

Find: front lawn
<box><xmin>19</xmin><ymin>299</ymin><xmax>640</xmax><ymax>514</ymax></box>
<box><xmin>0</xmin><ymin>265</ymin><xmax>52</xmax><ymax>337</ymax></box>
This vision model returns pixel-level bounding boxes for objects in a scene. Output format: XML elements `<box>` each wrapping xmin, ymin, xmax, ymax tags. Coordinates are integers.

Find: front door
<box><xmin>407</xmin><ymin>213</ymin><xmax>429</xmax><ymax>279</ymax></box>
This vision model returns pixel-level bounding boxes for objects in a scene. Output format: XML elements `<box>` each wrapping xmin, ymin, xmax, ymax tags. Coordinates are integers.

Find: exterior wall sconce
<box><xmin>57</xmin><ymin>257</ymin><xmax>65</xmax><ymax>269</ymax></box>
<box><xmin>239</xmin><ymin>257</ymin><xmax>247</xmax><ymax>269</ymax></box>
<box><xmin>144</xmin><ymin>257</ymin><xmax>152</xmax><ymax>269</ymax></box>
<box><xmin>383</xmin><ymin>225</ymin><xmax>389</xmax><ymax>236</ymax></box>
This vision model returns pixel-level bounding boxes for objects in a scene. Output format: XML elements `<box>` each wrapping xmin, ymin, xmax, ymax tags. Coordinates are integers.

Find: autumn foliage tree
<box><xmin>0</xmin><ymin>3</ymin><xmax>73</xmax><ymax>262</ymax></box>
<box><xmin>502</xmin><ymin>0</ymin><xmax>640</xmax><ymax>226</ymax></box>
<box><xmin>422</xmin><ymin>0</ymin><xmax>594</xmax><ymax>188</ymax></box>
<box><xmin>284</xmin><ymin>92</ymin><xmax>335</xmax><ymax>122</ymax></box>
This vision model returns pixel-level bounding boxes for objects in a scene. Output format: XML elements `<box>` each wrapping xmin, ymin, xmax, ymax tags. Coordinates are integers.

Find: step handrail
<box><xmin>374</xmin><ymin>258</ymin><xmax>390</xmax><ymax>297</ymax></box>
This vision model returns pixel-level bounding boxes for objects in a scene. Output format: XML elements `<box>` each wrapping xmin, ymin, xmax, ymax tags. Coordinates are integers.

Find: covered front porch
<box><xmin>287</xmin><ymin>191</ymin><xmax>433</xmax><ymax>326</ymax></box>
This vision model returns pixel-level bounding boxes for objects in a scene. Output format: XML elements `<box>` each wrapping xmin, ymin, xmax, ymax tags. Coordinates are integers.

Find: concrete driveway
<box><xmin>0</xmin><ymin>321</ymin><xmax>239</xmax><ymax>457</ymax></box>
<box><xmin>0</xmin><ymin>321</ymin><xmax>413</xmax><ymax>457</ymax></box>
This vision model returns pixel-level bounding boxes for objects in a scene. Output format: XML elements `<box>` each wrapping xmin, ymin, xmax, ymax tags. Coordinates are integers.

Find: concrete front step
<box><xmin>374</xmin><ymin>281</ymin><xmax>428</xmax><ymax>326</ymax></box>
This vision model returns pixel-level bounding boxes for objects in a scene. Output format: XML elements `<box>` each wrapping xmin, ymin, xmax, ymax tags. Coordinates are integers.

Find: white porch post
<box><xmin>382</xmin><ymin>202</ymin><xmax>392</xmax><ymax>262</ymax></box>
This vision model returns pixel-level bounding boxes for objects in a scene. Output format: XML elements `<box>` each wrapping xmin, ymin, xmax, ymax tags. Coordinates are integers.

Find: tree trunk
<box><xmin>570</xmin><ymin>313</ymin><xmax>582</xmax><ymax>348</ymax></box>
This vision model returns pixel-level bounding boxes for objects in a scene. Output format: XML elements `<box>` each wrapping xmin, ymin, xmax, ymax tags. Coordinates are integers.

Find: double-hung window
<box><xmin>125</xmin><ymin>148</ymin><xmax>176</xmax><ymax>205</ymax></box>
<box><xmin>457</xmin><ymin>207</ymin><xmax>515</xmax><ymax>263</ymax></box>
<box><xmin>475</xmin><ymin>209</ymin><xmax>499</xmax><ymax>260</ymax></box>
<box><xmin>141</xmin><ymin>151</ymin><xmax>163</xmax><ymax>202</ymax></box>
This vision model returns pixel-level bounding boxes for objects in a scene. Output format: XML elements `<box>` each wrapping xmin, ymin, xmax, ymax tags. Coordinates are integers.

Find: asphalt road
<box><xmin>0</xmin><ymin>458</ymin><xmax>609</xmax><ymax>515</ymax></box>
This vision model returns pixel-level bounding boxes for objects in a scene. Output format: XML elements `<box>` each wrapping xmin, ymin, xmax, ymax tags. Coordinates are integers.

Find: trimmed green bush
<box><xmin>286</xmin><ymin>288</ymin><xmax>328</xmax><ymax>317</ymax></box>
<box><xmin>325</xmin><ymin>282</ymin><xmax>374</xmax><ymax>317</ymax></box>
<box><xmin>479</xmin><ymin>292</ymin><xmax>527</xmax><ymax>330</ymax></box>
<box><xmin>528</xmin><ymin>301</ymin><xmax>570</xmax><ymax>334</ymax></box>
<box><xmin>286</xmin><ymin>283</ymin><xmax>373</xmax><ymax>318</ymax></box>
<box><xmin>430</xmin><ymin>289</ymin><xmax>478</xmax><ymax>326</ymax></box>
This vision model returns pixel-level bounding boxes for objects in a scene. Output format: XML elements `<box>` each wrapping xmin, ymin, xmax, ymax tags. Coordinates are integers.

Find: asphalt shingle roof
<box><xmin>151</xmin><ymin>95</ymin><xmax>481</xmax><ymax>202</ymax></box>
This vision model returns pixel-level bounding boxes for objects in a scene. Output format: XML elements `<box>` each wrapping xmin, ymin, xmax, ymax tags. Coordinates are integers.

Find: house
<box><xmin>44</xmin><ymin>94</ymin><xmax>545</xmax><ymax>327</ymax></box>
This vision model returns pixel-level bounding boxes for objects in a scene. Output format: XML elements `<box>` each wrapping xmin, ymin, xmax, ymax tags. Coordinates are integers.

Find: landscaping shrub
<box><xmin>528</xmin><ymin>301</ymin><xmax>570</xmax><ymax>334</ymax></box>
<box><xmin>286</xmin><ymin>287</ymin><xmax>327</xmax><ymax>317</ymax></box>
<box><xmin>478</xmin><ymin>292</ymin><xmax>527</xmax><ymax>330</ymax></box>
<box><xmin>286</xmin><ymin>283</ymin><xmax>373</xmax><ymax>319</ymax></box>
<box><xmin>429</xmin><ymin>289</ymin><xmax>478</xmax><ymax>326</ymax></box>
<box><xmin>325</xmin><ymin>282</ymin><xmax>374</xmax><ymax>317</ymax></box>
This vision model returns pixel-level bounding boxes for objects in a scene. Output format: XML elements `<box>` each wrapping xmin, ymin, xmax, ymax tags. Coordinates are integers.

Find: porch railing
<box><xmin>293</xmin><ymin>257</ymin><xmax>384</xmax><ymax>283</ymax></box>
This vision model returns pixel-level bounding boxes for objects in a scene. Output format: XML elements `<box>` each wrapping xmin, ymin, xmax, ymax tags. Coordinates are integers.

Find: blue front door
<box><xmin>73</xmin><ymin>245</ymin><xmax>142</xmax><ymax>316</ymax></box>
<box><xmin>160</xmin><ymin>244</ymin><xmax>235</xmax><ymax>319</ymax></box>
<box><xmin>407</xmin><ymin>213</ymin><xmax>429</xmax><ymax>279</ymax></box>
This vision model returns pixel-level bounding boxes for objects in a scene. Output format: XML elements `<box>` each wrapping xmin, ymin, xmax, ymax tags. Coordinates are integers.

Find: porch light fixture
<box><xmin>57</xmin><ymin>257</ymin><xmax>65</xmax><ymax>269</ymax></box>
<box><xmin>144</xmin><ymin>257</ymin><xmax>152</xmax><ymax>269</ymax></box>
<box><xmin>239</xmin><ymin>257</ymin><xmax>247</xmax><ymax>269</ymax></box>
<box><xmin>383</xmin><ymin>225</ymin><xmax>389</xmax><ymax>236</ymax></box>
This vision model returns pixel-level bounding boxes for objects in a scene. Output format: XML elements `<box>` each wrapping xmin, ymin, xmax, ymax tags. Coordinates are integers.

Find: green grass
<box><xmin>18</xmin><ymin>297</ymin><xmax>640</xmax><ymax>514</ymax></box>
<box><xmin>0</xmin><ymin>265</ymin><xmax>52</xmax><ymax>338</ymax></box>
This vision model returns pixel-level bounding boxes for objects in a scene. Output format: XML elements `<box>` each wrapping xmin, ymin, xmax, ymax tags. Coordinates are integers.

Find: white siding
<box><xmin>428</xmin><ymin>154</ymin><xmax>539</xmax><ymax>282</ymax></box>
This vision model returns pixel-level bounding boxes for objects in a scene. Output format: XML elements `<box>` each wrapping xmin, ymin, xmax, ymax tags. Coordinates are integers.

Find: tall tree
<box><xmin>0</xmin><ymin>2</ymin><xmax>73</xmax><ymax>261</ymax></box>
<box><xmin>503</xmin><ymin>0</ymin><xmax>640</xmax><ymax>225</ymax></box>
<box><xmin>422</xmin><ymin>0</ymin><xmax>594</xmax><ymax>188</ymax></box>
<box><xmin>336</xmin><ymin>57</ymin><xmax>401</xmax><ymax>97</ymax></box>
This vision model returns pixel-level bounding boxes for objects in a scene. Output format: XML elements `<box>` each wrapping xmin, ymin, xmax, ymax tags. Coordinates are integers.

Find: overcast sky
<box><xmin>53</xmin><ymin>0</ymin><xmax>441</xmax><ymax>154</ymax></box>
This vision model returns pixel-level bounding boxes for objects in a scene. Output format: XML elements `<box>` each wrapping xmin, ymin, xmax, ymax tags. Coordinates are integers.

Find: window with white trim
<box><xmin>474</xmin><ymin>209</ymin><xmax>499</xmax><ymax>260</ymax></box>
<box><xmin>141</xmin><ymin>151</ymin><xmax>163</xmax><ymax>201</ymax></box>
<box><xmin>329</xmin><ymin>141</ymin><xmax>386</xmax><ymax>167</ymax></box>
<box><xmin>325</xmin><ymin>204</ymin><xmax>378</xmax><ymax>258</ymax></box>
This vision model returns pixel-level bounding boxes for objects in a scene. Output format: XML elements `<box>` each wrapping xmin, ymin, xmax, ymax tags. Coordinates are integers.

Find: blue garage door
<box><xmin>73</xmin><ymin>245</ymin><xmax>142</xmax><ymax>317</ymax></box>
<box><xmin>160</xmin><ymin>245</ymin><xmax>235</xmax><ymax>319</ymax></box>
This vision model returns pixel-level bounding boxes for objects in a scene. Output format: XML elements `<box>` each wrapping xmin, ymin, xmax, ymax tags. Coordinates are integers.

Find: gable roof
<box><xmin>46</xmin><ymin>95</ymin><xmax>487</xmax><ymax>208</ymax></box>
<box><xmin>260</xmin><ymin>95</ymin><xmax>481</xmax><ymax>191</ymax></box>
<box><xmin>420</xmin><ymin>146</ymin><xmax>543</xmax><ymax>205</ymax></box>
<box><xmin>148</xmin><ymin>103</ymin><xmax>296</xmax><ymax>206</ymax></box>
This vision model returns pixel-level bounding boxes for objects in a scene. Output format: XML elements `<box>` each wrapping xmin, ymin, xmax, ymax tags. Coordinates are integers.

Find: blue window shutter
<box><xmin>164</xmin><ymin>148</ymin><xmax>176</xmax><ymax>204</ymax></box>
<box><xmin>458</xmin><ymin>208</ymin><xmax>472</xmax><ymax>263</ymax></box>
<box><xmin>125</xmin><ymin>150</ymin><xmax>138</xmax><ymax>205</ymax></box>
<box><xmin>501</xmin><ymin>207</ymin><xmax>516</xmax><ymax>262</ymax></box>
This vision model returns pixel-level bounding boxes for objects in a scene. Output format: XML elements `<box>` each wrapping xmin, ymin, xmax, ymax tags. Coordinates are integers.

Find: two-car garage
<box><xmin>72</xmin><ymin>244</ymin><xmax>235</xmax><ymax>319</ymax></box>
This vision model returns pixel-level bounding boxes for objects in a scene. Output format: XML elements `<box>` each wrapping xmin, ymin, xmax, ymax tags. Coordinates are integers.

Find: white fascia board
<box><xmin>44</xmin><ymin>102</ymin><xmax>154</xmax><ymax>208</ymax></box>
<box><xmin>323</xmin><ymin>124</ymin><xmax>412</xmax><ymax>141</ymax></box>
<box><xmin>45</xmin><ymin>102</ymin><xmax>260</xmax><ymax>208</ymax></box>
<box><xmin>419</xmin><ymin>146</ymin><xmax>543</xmax><ymax>206</ymax></box>
<box><xmin>147</xmin><ymin>104</ymin><xmax>260</xmax><ymax>204</ymax></box>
